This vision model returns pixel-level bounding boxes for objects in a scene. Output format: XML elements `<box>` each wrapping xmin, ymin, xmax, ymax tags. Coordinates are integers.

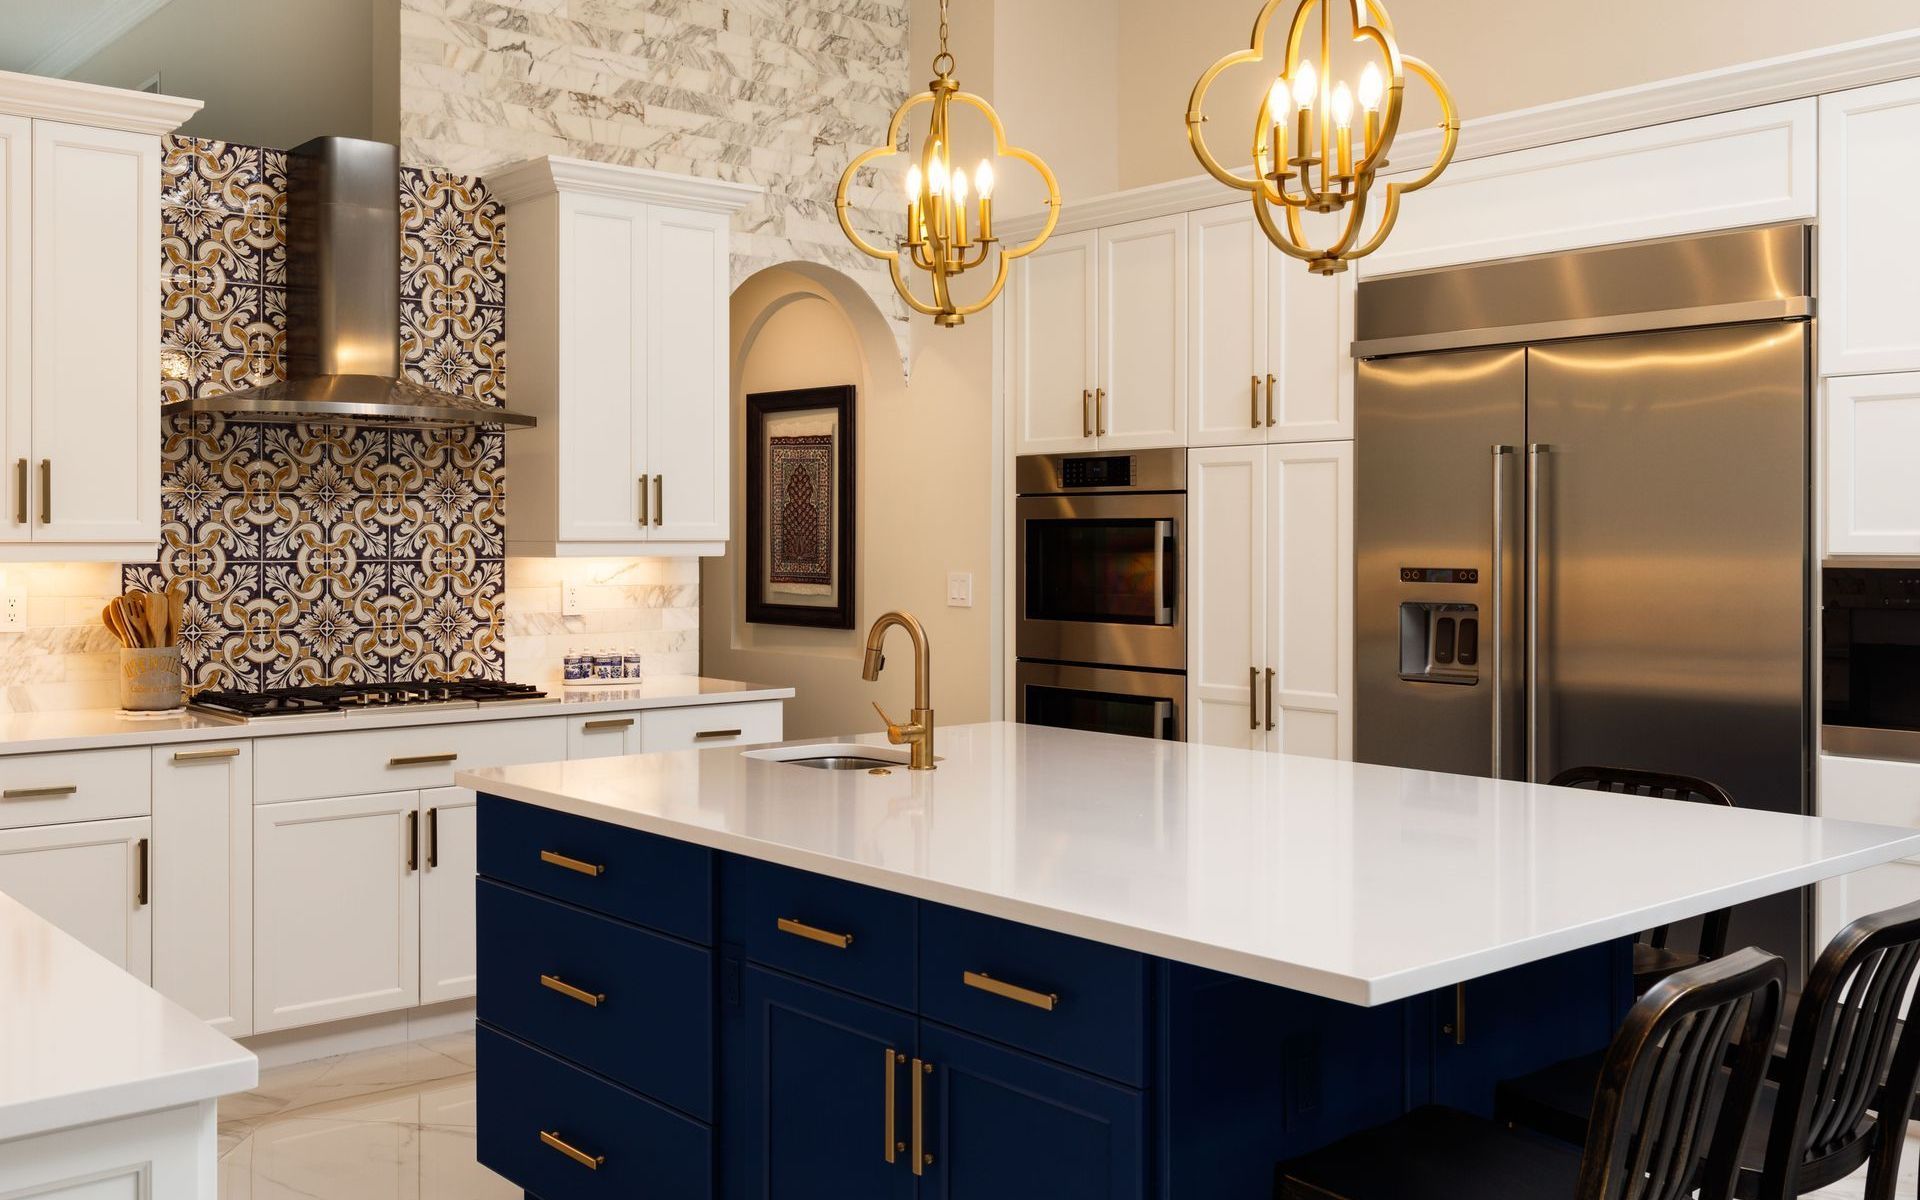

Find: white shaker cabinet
<box><xmin>1187</xmin><ymin>442</ymin><xmax>1353</xmax><ymax>758</ymax></box>
<box><xmin>489</xmin><ymin>157</ymin><xmax>758</xmax><ymax>557</ymax></box>
<box><xmin>151</xmin><ymin>741</ymin><xmax>253</xmax><ymax>1037</ymax></box>
<box><xmin>0</xmin><ymin>114</ymin><xmax>24</xmax><ymax>549</ymax></box>
<box><xmin>1824</xmin><ymin>372</ymin><xmax>1920</xmax><ymax>555</ymax></box>
<box><xmin>1819</xmin><ymin>77</ymin><xmax>1920</xmax><ymax>378</ymax></box>
<box><xmin>0</xmin><ymin>816</ymin><xmax>151</xmax><ymax>981</ymax></box>
<box><xmin>1012</xmin><ymin>229</ymin><xmax>1099</xmax><ymax>455</ymax></box>
<box><xmin>419</xmin><ymin>785</ymin><xmax>477</xmax><ymax>1005</ymax></box>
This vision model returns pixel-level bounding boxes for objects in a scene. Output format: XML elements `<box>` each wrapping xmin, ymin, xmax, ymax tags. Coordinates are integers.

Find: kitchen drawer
<box><xmin>0</xmin><ymin>748</ymin><xmax>149</xmax><ymax>831</ymax></box>
<box><xmin>919</xmin><ymin>903</ymin><xmax>1150</xmax><ymax>1087</ymax></box>
<box><xmin>566</xmin><ymin>712</ymin><xmax>642</xmax><ymax>760</ymax></box>
<box><xmin>477</xmin><ymin>1024</ymin><xmax>712</xmax><ymax>1200</ymax></box>
<box><xmin>254</xmin><ymin>718</ymin><xmax>565</xmax><ymax>803</ymax></box>
<box><xmin>636</xmin><ymin>701</ymin><xmax>783</xmax><ymax>753</ymax></box>
<box><xmin>721</xmin><ymin>856</ymin><xmax>916</xmax><ymax>1010</ymax></box>
<box><xmin>478</xmin><ymin>794</ymin><xmax>713</xmax><ymax>943</ymax></box>
<box><xmin>479</xmin><ymin>879</ymin><xmax>713</xmax><ymax>1120</ymax></box>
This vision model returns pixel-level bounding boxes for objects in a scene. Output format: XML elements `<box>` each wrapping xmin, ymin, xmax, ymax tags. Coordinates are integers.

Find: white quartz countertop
<box><xmin>0</xmin><ymin>889</ymin><xmax>256</xmax><ymax>1142</ymax></box>
<box><xmin>0</xmin><ymin>676</ymin><xmax>793</xmax><ymax>757</ymax></box>
<box><xmin>460</xmin><ymin>722</ymin><xmax>1920</xmax><ymax>1006</ymax></box>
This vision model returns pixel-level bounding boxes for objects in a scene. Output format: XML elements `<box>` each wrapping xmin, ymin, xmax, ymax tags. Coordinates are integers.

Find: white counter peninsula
<box><xmin>459</xmin><ymin>722</ymin><xmax>1920</xmax><ymax>1199</ymax></box>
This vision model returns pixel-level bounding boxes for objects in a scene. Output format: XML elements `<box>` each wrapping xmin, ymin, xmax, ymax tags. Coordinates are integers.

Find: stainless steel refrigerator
<box><xmin>1353</xmin><ymin>224</ymin><xmax>1816</xmax><ymax>979</ymax></box>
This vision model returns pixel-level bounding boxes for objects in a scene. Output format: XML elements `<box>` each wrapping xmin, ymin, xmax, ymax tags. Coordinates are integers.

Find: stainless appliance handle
<box><xmin>1152</xmin><ymin>518</ymin><xmax>1176</xmax><ymax>625</ymax></box>
<box><xmin>1490</xmin><ymin>445</ymin><xmax>1513</xmax><ymax>778</ymax></box>
<box><xmin>1525</xmin><ymin>444</ymin><xmax>1546</xmax><ymax>782</ymax></box>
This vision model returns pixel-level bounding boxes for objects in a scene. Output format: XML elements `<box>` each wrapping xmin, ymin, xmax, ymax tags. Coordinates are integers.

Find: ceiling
<box><xmin>0</xmin><ymin>0</ymin><xmax>173</xmax><ymax>77</ymax></box>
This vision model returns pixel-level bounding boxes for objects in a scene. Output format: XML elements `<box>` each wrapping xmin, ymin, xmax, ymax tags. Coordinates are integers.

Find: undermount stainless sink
<box><xmin>740</xmin><ymin>743</ymin><xmax>926</xmax><ymax>771</ymax></box>
<box><xmin>782</xmin><ymin>755</ymin><xmax>902</xmax><ymax>771</ymax></box>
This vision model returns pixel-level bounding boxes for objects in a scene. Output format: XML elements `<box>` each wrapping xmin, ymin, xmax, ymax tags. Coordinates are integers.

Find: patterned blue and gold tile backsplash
<box><xmin>124</xmin><ymin>136</ymin><xmax>509</xmax><ymax>692</ymax></box>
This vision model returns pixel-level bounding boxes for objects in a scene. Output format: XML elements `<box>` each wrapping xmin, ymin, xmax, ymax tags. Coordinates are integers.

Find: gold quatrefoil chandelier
<box><xmin>836</xmin><ymin>0</ymin><xmax>1060</xmax><ymax>327</ymax></box>
<box><xmin>1188</xmin><ymin>0</ymin><xmax>1458</xmax><ymax>274</ymax></box>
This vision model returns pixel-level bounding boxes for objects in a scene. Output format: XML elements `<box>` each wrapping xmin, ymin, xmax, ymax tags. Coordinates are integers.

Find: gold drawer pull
<box><xmin>388</xmin><ymin>752</ymin><xmax>458</xmax><ymax>767</ymax></box>
<box><xmin>693</xmin><ymin>728</ymin><xmax>743</xmax><ymax>741</ymax></box>
<box><xmin>583</xmin><ymin>718</ymin><xmax>634</xmax><ymax>732</ymax></box>
<box><xmin>912</xmin><ymin>1058</ymin><xmax>931</xmax><ymax>1175</ymax></box>
<box><xmin>173</xmin><ymin>746</ymin><xmax>241</xmax><ymax>763</ymax></box>
<box><xmin>962</xmin><ymin>970</ymin><xmax>1058</xmax><ymax>1012</ymax></box>
<box><xmin>777</xmin><ymin>917</ymin><xmax>854</xmax><ymax>949</ymax></box>
<box><xmin>540</xmin><ymin>849</ymin><xmax>604</xmax><ymax>877</ymax></box>
<box><xmin>540</xmin><ymin>1130</ymin><xmax>604</xmax><ymax>1170</ymax></box>
<box><xmin>540</xmin><ymin>974</ymin><xmax>605</xmax><ymax>1007</ymax></box>
<box><xmin>1</xmin><ymin>785</ymin><xmax>77</xmax><ymax>800</ymax></box>
<box><xmin>883</xmin><ymin>1048</ymin><xmax>904</xmax><ymax>1164</ymax></box>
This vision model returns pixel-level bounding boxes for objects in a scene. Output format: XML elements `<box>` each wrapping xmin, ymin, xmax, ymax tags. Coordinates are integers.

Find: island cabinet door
<box><xmin>918</xmin><ymin>1022</ymin><xmax>1146</xmax><ymax>1200</ymax></box>
<box><xmin>729</xmin><ymin>966</ymin><xmax>918</xmax><ymax>1200</ymax></box>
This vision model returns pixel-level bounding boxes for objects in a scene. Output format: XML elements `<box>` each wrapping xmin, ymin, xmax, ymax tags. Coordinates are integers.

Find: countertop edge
<box><xmin>0</xmin><ymin>1055</ymin><xmax>259</xmax><ymax>1143</ymax></box>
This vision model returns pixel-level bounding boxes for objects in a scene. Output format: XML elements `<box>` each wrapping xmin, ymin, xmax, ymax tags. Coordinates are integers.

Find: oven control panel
<box><xmin>1059</xmin><ymin>455</ymin><xmax>1136</xmax><ymax>489</ymax></box>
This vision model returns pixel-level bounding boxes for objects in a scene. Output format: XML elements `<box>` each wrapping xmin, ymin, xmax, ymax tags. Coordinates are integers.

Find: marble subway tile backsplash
<box><xmin>503</xmin><ymin>558</ymin><xmax>700</xmax><ymax>688</ymax></box>
<box><xmin>0</xmin><ymin>565</ymin><xmax>125</xmax><ymax>713</ymax></box>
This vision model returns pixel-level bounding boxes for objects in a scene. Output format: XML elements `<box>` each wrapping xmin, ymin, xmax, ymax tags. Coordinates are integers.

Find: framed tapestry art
<box><xmin>746</xmin><ymin>385</ymin><xmax>855</xmax><ymax>629</ymax></box>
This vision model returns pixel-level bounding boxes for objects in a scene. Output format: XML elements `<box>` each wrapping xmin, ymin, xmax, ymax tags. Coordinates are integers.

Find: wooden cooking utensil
<box><xmin>101</xmin><ymin>601</ymin><xmax>131</xmax><ymax>648</ymax></box>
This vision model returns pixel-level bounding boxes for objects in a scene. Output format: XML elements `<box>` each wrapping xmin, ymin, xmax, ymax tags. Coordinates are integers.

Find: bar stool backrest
<box><xmin>1577</xmin><ymin>947</ymin><xmax>1784</xmax><ymax>1200</ymax></box>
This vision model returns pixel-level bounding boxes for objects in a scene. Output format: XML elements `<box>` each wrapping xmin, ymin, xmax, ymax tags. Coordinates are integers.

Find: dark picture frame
<box><xmin>745</xmin><ymin>385</ymin><xmax>856</xmax><ymax>629</ymax></box>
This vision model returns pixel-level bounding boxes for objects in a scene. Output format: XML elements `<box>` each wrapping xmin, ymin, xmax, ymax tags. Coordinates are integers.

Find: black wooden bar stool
<box><xmin>1495</xmin><ymin>899</ymin><xmax>1920</xmax><ymax>1200</ymax></box>
<box><xmin>1550</xmin><ymin>766</ymin><xmax>1738</xmax><ymax>993</ymax></box>
<box><xmin>1276</xmin><ymin>947</ymin><xmax>1784</xmax><ymax>1200</ymax></box>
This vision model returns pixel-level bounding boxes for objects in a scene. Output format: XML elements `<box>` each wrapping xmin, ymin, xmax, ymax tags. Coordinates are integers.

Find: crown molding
<box><xmin>0</xmin><ymin>68</ymin><xmax>200</xmax><ymax>135</ymax></box>
<box><xmin>24</xmin><ymin>0</ymin><xmax>174</xmax><ymax>79</ymax></box>
<box><xmin>485</xmin><ymin>155</ymin><xmax>763</xmax><ymax>212</ymax></box>
<box><xmin>1003</xmin><ymin>27</ymin><xmax>1920</xmax><ymax>241</ymax></box>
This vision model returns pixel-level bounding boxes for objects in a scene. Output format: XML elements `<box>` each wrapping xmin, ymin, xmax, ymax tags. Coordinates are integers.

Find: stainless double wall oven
<box><xmin>1015</xmin><ymin>450</ymin><xmax>1187</xmax><ymax>740</ymax></box>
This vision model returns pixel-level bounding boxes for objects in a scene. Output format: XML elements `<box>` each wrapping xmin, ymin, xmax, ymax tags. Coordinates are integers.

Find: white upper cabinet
<box><xmin>1012</xmin><ymin>229</ymin><xmax>1099</xmax><ymax>455</ymax></box>
<box><xmin>0</xmin><ymin>77</ymin><xmax>195</xmax><ymax>561</ymax></box>
<box><xmin>1820</xmin><ymin>77</ymin><xmax>1920</xmax><ymax>377</ymax></box>
<box><xmin>1825</xmin><ymin>372</ymin><xmax>1920</xmax><ymax>556</ymax></box>
<box><xmin>489</xmin><ymin>157</ymin><xmax>758</xmax><ymax>557</ymax></box>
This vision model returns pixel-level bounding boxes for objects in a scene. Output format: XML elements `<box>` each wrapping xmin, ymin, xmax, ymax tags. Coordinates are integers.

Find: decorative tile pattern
<box><xmin>130</xmin><ymin>135</ymin><xmax>509</xmax><ymax>692</ymax></box>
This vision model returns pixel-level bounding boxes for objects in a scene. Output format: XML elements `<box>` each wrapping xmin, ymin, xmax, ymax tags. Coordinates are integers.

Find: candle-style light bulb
<box><xmin>905</xmin><ymin>163</ymin><xmax>923</xmax><ymax>247</ymax></box>
<box><xmin>905</xmin><ymin>163</ymin><xmax>922</xmax><ymax>200</ymax></box>
<box><xmin>927</xmin><ymin>154</ymin><xmax>948</xmax><ymax>196</ymax></box>
<box><xmin>952</xmin><ymin>167</ymin><xmax>970</xmax><ymax>249</ymax></box>
<box><xmin>1291</xmin><ymin>60</ymin><xmax>1317</xmax><ymax>110</ymax></box>
<box><xmin>1268</xmin><ymin>78</ymin><xmax>1291</xmax><ymax>176</ymax></box>
<box><xmin>1332</xmin><ymin>81</ymin><xmax>1355</xmax><ymax>180</ymax></box>
<box><xmin>1357</xmin><ymin>63</ymin><xmax>1384</xmax><ymax>112</ymax></box>
<box><xmin>1332</xmin><ymin>82</ymin><xmax>1353</xmax><ymax>129</ymax></box>
<box><xmin>975</xmin><ymin>160</ymin><xmax>995</xmax><ymax>241</ymax></box>
<box><xmin>1290</xmin><ymin>61</ymin><xmax>1317</xmax><ymax>167</ymax></box>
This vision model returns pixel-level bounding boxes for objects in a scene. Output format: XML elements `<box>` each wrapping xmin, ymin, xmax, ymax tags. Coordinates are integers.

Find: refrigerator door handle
<box><xmin>1491</xmin><ymin>445</ymin><xmax>1514</xmax><ymax>778</ymax></box>
<box><xmin>1525</xmin><ymin>444</ymin><xmax>1548</xmax><ymax>782</ymax></box>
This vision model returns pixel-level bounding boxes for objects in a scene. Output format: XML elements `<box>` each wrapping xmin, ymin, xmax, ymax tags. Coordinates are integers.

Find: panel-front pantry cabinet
<box><xmin>1187</xmin><ymin>442</ymin><xmax>1353</xmax><ymax>757</ymax></box>
<box><xmin>1819</xmin><ymin>77</ymin><xmax>1920</xmax><ymax>378</ymax></box>
<box><xmin>489</xmin><ymin>157</ymin><xmax>759</xmax><ymax>556</ymax></box>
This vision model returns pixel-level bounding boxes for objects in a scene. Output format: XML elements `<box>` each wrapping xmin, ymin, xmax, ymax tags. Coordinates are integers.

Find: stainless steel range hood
<box><xmin>162</xmin><ymin>137</ymin><xmax>535</xmax><ymax>431</ymax></box>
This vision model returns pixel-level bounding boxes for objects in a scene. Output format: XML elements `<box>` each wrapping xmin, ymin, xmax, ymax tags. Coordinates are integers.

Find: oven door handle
<box><xmin>1154</xmin><ymin>518</ymin><xmax>1177</xmax><ymax>626</ymax></box>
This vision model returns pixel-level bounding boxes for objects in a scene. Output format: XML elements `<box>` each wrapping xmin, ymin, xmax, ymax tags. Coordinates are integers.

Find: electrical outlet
<box><xmin>562</xmin><ymin>582</ymin><xmax>583</xmax><ymax>616</ymax></box>
<box><xmin>0</xmin><ymin>594</ymin><xmax>22</xmax><ymax>633</ymax></box>
<box><xmin>946</xmin><ymin>572</ymin><xmax>973</xmax><ymax>608</ymax></box>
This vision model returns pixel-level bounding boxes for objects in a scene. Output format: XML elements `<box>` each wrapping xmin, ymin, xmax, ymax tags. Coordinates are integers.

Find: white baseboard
<box><xmin>240</xmin><ymin>1000</ymin><xmax>476</xmax><ymax>1070</ymax></box>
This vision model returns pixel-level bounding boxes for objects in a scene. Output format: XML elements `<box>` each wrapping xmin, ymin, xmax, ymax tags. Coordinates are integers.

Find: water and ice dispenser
<box><xmin>1395</xmin><ymin>567</ymin><xmax>1481</xmax><ymax>685</ymax></box>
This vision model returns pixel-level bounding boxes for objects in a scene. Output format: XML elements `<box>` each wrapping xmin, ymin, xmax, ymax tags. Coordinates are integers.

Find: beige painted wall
<box><xmin>1115</xmin><ymin>0</ymin><xmax>1920</xmax><ymax>190</ymax></box>
<box><xmin>64</xmin><ymin>0</ymin><xmax>397</xmax><ymax>148</ymax></box>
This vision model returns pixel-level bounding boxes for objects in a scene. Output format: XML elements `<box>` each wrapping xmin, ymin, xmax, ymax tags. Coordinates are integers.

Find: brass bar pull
<box><xmin>638</xmin><ymin>474</ymin><xmax>649</xmax><ymax>524</ymax></box>
<box><xmin>777</xmin><ymin>917</ymin><xmax>854</xmax><ymax>949</ymax></box>
<box><xmin>1266</xmin><ymin>373</ymin><xmax>1277</xmax><ymax>427</ymax></box>
<box><xmin>883</xmin><ymin>1048</ymin><xmax>904</xmax><ymax>1164</ymax></box>
<box><xmin>173</xmin><ymin>746</ymin><xmax>241</xmax><ymax>763</ymax></box>
<box><xmin>694</xmin><ymin>728</ymin><xmax>742</xmax><ymax>741</ymax></box>
<box><xmin>1251</xmin><ymin>375</ymin><xmax>1261</xmax><ymax>429</ymax></box>
<box><xmin>426</xmin><ymin>807</ymin><xmax>439</xmax><ymax>869</ymax></box>
<box><xmin>540</xmin><ymin>974</ymin><xmax>605</xmax><ymax>1007</ymax></box>
<box><xmin>12</xmin><ymin>459</ymin><xmax>23</xmax><ymax>524</ymax></box>
<box><xmin>1265</xmin><ymin>668</ymin><xmax>1276</xmax><ymax>732</ymax></box>
<box><xmin>38</xmin><ymin>459</ymin><xmax>48</xmax><ymax>524</ymax></box>
<box><xmin>406</xmin><ymin>810</ymin><xmax>419</xmax><ymax>872</ymax></box>
<box><xmin>911</xmin><ymin>1058</ymin><xmax>931</xmax><ymax>1176</ymax></box>
<box><xmin>582</xmin><ymin>717</ymin><xmax>634</xmax><ymax>733</ymax></box>
<box><xmin>540</xmin><ymin>1130</ymin><xmax>605</xmax><ymax>1170</ymax></box>
<box><xmin>1248</xmin><ymin>666</ymin><xmax>1259</xmax><ymax>730</ymax></box>
<box><xmin>962</xmin><ymin>970</ymin><xmax>1058</xmax><ymax>1012</ymax></box>
<box><xmin>1082</xmin><ymin>389</ymin><xmax>1092</xmax><ymax>438</ymax></box>
<box><xmin>387</xmin><ymin>752</ymin><xmax>457</xmax><ymax>767</ymax></box>
<box><xmin>540</xmin><ymin>849</ymin><xmax>605</xmax><ymax>877</ymax></box>
<box><xmin>1</xmin><ymin>785</ymin><xmax>77</xmax><ymax>800</ymax></box>
<box><xmin>136</xmin><ymin>837</ymin><xmax>149</xmax><ymax>906</ymax></box>
<box><xmin>654</xmin><ymin>475</ymin><xmax>663</xmax><ymax>526</ymax></box>
<box><xmin>1095</xmin><ymin>387</ymin><xmax>1107</xmax><ymax>436</ymax></box>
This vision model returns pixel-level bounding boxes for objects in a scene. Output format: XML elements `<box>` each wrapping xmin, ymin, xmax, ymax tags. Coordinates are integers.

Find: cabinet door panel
<box><xmin>254</xmin><ymin>791</ymin><xmax>419</xmax><ymax>1032</ymax></box>
<box><xmin>1187</xmin><ymin>446</ymin><xmax>1267</xmax><ymax>749</ymax></box>
<box><xmin>921</xmin><ymin>1022</ymin><xmax>1145</xmax><ymax>1200</ymax></box>
<box><xmin>0</xmin><ymin>115</ymin><xmax>25</xmax><ymax>545</ymax></box>
<box><xmin>1097</xmin><ymin>215</ymin><xmax>1186</xmax><ymax>450</ymax></box>
<box><xmin>1268</xmin><ymin>442</ymin><xmax>1353</xmax><ymax>759</ymax></box>
<box><xmin>565</xmin><ymin>712</ymin><xmax>642</xmax><ymax>759</ymax></box>
<box><xmin>0</xmin><ymin>817</ymin><xmax>151</xmax><ymax>981</ymax></box>
<box><xmin>1187</xmin><ymin>206</ymin><xmax>1267</xmax><ymax>447</ymax></box>
<box><xmin>1013</xmin><ymin>230</ymin><xmax>1097</xmax><ymax>455</ymax></box>
<box><xmin>1819</xmin><ymin>78</ymin><xmax>1920</xmax><ymax>376</ymax></box>
<box><xmin>556</xmin><ymin>194</ymin><xmax>647</xmax><ymax>542</ymax></box>
<box><xmin>30</xmin><ymin>121</ymin><xmax>159</xmax><ymax>545</ymax></box>
<box><xmin>735</xmin><ymin>966</ymin><xmax>917</xmax><ymax>1200</ymax></box>
<box><xmin>647</xmin><ymin>206</ymin><xmax>729</xmax><ymax>542</ymax></box>
<box><xmin>1825</xmin><ymin>372</ymin><xmax>1920</xmax><ymax>556</ymax></box>
<box><xmin>1268</xmin><ymin>264</ymin><xmax>1350</xmax><ymax>441</ymax></box>
<box><xmin>151</xmin><ymin>742</ymin><xmax>252</xmax><ymax>1035</ymax></box>
<box><xmin>419</xmin><ymin>786</ymin><xmax>477</xmax><ymax>1005</ymax></box>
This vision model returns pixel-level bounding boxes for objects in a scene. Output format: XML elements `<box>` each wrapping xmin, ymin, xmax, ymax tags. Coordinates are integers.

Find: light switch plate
<box><xmin>946</xmin><ymin>572</ymin><xmax>973</xmax><ymax>608</ymax></box>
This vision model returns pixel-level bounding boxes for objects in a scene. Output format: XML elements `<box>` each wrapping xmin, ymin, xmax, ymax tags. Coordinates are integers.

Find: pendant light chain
<box><xmin>935</xmin><ymin>0</ymin><xmax>953</xmax><ymax>76</ymax></box>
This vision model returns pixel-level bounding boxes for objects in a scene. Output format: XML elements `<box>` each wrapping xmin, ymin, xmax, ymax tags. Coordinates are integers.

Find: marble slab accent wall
<box><xmin>503</xmin><ymin>557</ymin><xmax>700</xmax><ymax>690</ymax></box>
<box><xmin>398</xmin><ymin>0</ymin><xmax>913</xmax><ymax>348</ymax></box>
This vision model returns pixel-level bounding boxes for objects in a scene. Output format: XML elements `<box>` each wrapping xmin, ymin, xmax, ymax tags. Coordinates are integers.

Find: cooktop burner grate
<box><xmin>188</xmin><ymin>679</ymin><xmax>547</xmax><ymax>721</ymax></box>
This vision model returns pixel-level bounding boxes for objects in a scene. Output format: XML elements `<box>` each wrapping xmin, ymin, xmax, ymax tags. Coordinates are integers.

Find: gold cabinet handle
<box><xmin>540</xmin><ymin>973</ymin><xmax>605</xmax><ymax>1007</ymax></box>
<box><xmin>654</xmin><ymin>475</ymin><xmax>663</xmax><ymax>527</ymax></box>
<box><xmin>1251</xmin><ymin>374</ymin><xmax>1261</xmax><ymax>429</ymax></box>
<box><xmin>12</xmin><ymin>459</ymin><xmax>23</xmax><ymax>525</ymax></box>
<box><xmin>638</xmin><ymin>473</ymin><xmax>649</xmax><ymax>525</ymax></box>
<box><xmin>1095</xmin><ymin>387</ymin><xmax>1107</xmax><ymax>436</ymax></box>
<box><xmin>540</xmin><ymin>849</ymin><xmax>604</xmax><ymax>877</ymax></box>
<box><xmin>388</xmin><ymin>752</ymin><xmax>458</xmax><ymax>767</ymax></box>
<box><xmin>1265</xmin><ymin>667</ymin><xmax>1276</xmax><ymax>732</ymax></box>
<box><xmin>1082</xmin><ymin>388</ymin><xmax>1092</xmax><ymax>438</ymax></box>
<box><xmin>1249</xmin><ymin>666</ymin><xmax>1259</xmax><ymax>730</ymax></box>
<box><xmin>911</xmin><ymin>1058</ymin><xmax>931</xmax><ymax>1176</ymax></box>
<box><xmin>582</xmin><ymin>717</ymin><xmax>634</xmax><ymax>733</ymax></box>
<box><xmin>1443</xmin><ymin>981</ymin><xmax>1467</xmax><ymax>1045</ymax></box>
<box><xmin>540</xmin><ymin>1130</ymin><xmax>605</xmax><ymax>1171</ymax></box>
<box><xmin>1266</xmin><ymin>373</ymin><xmax>1277</xmax><ymax>427</ymax></box>
<box><xmin>777</xmin><ymin>917</ymin><xmax>853</xmax><ymax>949</ymax></box>
<box><xmin>962</xmin><ymin>970</ymin><xmax>1058</xmax><ymax>1012</ymax></box>
<box><xmin>694</xmin><ymin>728</ymin><xmax>742</xmax><ymax>741</ymax></box>
<box><xmin>406</xmin><ymin>810</ymin><xmax>419</xmax><ymax>872</ymax></box>
<box><xmin>883</xmin><ymin>1048</ymin><xmax>904</xmax><ymax>1164</ymax></box>
<box><xmin>38</xmin><ymin>459</ymin><xmax>48</xmax><ymax>524</ymax></box>
<box><xmin>136</xmin><ymin>836</ymin><xmax>149</xmax><ymax>906</ymax></box>
<box><xmin>1</xmin><ymin>785</ymin><xmax>77</xmax><ymax>800</ymax></box>
<box><xmin>173</xmin><ymin>746</ymin><xmax>241</xmax><ymax>763</ymax></box>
